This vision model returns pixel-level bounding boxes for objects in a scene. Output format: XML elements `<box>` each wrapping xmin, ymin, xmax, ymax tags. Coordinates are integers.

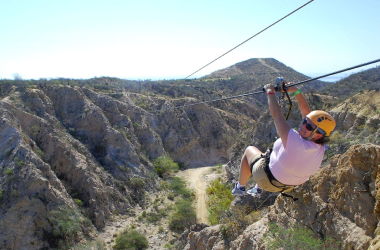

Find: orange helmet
<box><xmin>306</xmin><ymin>110</ymin><xmax>336</xmax><ymax>137</ymax></box>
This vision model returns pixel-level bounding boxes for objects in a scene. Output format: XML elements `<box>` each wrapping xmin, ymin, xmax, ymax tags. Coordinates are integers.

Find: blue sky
<box><xmin>1</xmin><ymin>0</ymin><xmax>380</xmax><ymax>80</ymax></box>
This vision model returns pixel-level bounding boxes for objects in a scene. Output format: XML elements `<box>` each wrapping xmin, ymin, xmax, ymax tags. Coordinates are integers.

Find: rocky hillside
<box><xmin>185</xmin><ymin>67</ymin><xmax>380</xmax><ymax>249</ymax></box>
<box><xmin>330</xmin><ymin>89</ymin><xmax>380</xmax><ymax>144</ymax></box>
<box><xmin>0</xmin><ymin>83</ymin><xmax>255</xmax><ymax>249</ymax></box>
<box><xmin>319</xmin><ymin>66</ymin><xmax>380</xmax><ymax>102</ymax></box>
<box><xmin>0</xmin><ymin>58</ymin><xmax>379</xmax><ymax>249</ymax></box>
<box><xmin>181</xmin><ymin>144</ymin><xmax>380</xmax><ymax>250</ymax></box>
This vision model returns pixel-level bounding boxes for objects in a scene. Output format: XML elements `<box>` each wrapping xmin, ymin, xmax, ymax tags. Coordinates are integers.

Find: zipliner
<box><xmin>232</xmin><ymin>80</ymin><xmax>336</xmax><ymax>198</ymax></box>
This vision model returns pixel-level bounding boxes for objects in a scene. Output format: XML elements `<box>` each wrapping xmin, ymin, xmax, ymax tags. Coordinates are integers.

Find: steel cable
<box><xmin>184</xmin><ymin>0</ymin><xmax>315</xmax><ymax>80</ymax></box>
<box><xmin>164</xmin><ymin>58</ymin><xmax>380</xmax><ymax>111</ymax></box>
<box><xmin>287</xmin><ymin>58</ymin><xmax>380</xmax><ymax>87</ymax></box>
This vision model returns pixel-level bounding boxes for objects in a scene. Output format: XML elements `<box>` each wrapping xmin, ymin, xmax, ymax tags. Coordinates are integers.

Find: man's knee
<box><xmin>245</xmin><ymin>146</ymin><xmax>262</xmax><ymax>156</ymax></box>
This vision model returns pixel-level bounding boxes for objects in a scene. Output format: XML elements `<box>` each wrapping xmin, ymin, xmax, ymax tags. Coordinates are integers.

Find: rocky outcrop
<box><xmin>181</xmin><ymin>144</ymin><xmax>380</xmax><ymax>250</ymax></box>
<box><xmin>157</xmin><ymin>103</ymin><xmax>236</xmax><ymax>167</ymax></box>
<box><xmin>0</xmin><ymin>99</ymin><xmax>133</xmax><ymax>249</ymax></box>
<box><xmin>184</xmin><ymin>224</ymin><xmax>225</xmax><ymax>250</ymax></box>
<box><xmin>0</xmin><ymin>86</ymin><xmax>158</xmax><ymax>249</ymax></box>
<box><xmin>330</xmin><ymin>90</ymin><xmax>380</xmax><ymax>145</ymax></box>
<box><xmin>266</xmin><ymin>143</ymin><xmax>380</xmax><ymax>250</ymax></box>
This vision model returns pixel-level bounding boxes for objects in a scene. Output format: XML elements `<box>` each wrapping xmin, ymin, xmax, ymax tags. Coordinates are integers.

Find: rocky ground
<box><xmin>96</xmin><ymin>164</ymin><xmax>227</xmax><ymax>250</ymax></box>
<box><xmin>97</xmin><ymin>203</ymin><xmax>176</xmax><ymax>250</ymax></box>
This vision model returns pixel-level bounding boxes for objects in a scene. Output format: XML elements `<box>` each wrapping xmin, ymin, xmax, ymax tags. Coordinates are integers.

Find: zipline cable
<box><xmin>287</xmin><ymin>58</ymin><xmax>380</xmax><ymax>87</ymax></box>
<box><xmin>165</xmin><ymin>58</ymin><xmax>380</xmax><ymax>111</ymax></box>
<box><xmin>184</xmin><ymin>0</ymin><xmax>314</xmax><ymax>80</ymax></box>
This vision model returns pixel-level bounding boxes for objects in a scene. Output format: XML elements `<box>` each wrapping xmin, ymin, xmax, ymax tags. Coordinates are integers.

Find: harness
<box><xmin>262</xmin><ymin>149</ymin><xmax>299</xmax><ymax>201</ymax></box>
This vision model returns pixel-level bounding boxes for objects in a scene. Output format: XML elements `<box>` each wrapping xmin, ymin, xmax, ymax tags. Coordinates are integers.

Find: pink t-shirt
<box><xmin>269</xmin><ymin>129</ymin><xmax>325</xmax><ymax>185</ymax></box>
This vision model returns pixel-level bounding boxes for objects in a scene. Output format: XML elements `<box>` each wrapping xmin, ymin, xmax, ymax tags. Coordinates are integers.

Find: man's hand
<box><xmin>285</xmin><ymin>82</ymin><xmax>298</xmax><ymax>93</ymax></box>
<box><xmin>264</xmin><ymin>83</ymin><xmax>276</xmax><ymax>94</ymax></box>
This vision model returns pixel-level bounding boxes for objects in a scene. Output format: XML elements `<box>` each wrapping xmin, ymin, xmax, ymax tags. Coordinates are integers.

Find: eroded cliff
<box><xmin>0</xmin><ymin>84</ymin><xmax>250</xmax><ymax>249</ymax></box>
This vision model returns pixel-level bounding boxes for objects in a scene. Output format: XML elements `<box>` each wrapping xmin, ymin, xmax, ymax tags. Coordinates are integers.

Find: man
<box><xmin>232</xmin><ymin>82</ymin><xmax>336</xmax><ymax>197</ymax></box>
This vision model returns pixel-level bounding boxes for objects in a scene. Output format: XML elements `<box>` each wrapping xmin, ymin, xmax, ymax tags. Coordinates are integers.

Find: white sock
<box><xmin>237</xmin><ymin>183</ymin><xmax>245</xmax><ymax>189</ymax></box>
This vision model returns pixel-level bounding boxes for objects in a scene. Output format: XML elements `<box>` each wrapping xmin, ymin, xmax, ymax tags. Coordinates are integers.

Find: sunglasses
<box><xmin>302</xmin><ymin>118</ymin><xmax>316</xmax><ymax>132</ymax></box>
<box><xmin>302</xmin><ymin>118</ymin><xmax>326</xmax><ymax>135</ymax></box>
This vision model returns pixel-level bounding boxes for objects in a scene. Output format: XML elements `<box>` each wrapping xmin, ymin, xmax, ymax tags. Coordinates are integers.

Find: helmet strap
<box><xmin>304</xmin><ymin>127</ymin><xmax>319</xmax><ymax>141</ymax></box>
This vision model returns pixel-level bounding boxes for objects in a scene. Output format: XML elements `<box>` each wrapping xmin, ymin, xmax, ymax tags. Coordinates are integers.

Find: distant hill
<box><xmin>205</xmin><ymin>58</ymin><xmax>303</xmax><ymax>79</ymax></box>
<box><xmin>202</xmin><ymin>58</ymin><xmax>332</xmax><ymax>96</ymax></box>
<box><xmin>320</xmin><ymin>66</ymin><xmax>380</xmax><ymax>101</ymax></box>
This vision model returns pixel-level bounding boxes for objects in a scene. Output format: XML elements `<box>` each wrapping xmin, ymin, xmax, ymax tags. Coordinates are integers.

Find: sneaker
<box><xmin>247</xmin><ymin>185</ymin><xmax>262</xmax><ymax>198</ymax></box>
<box><xmin>232</xmin><ymin>182</ymin><xmax>246</xmax><ymax>196</ymax></box>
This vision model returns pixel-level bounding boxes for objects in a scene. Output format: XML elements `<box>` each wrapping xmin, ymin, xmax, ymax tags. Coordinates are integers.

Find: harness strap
<box><xmin>278</xmin><ymin>79</ymin><xmax>293</xmax><ymax>120</ymax></box>
<box><xmin>283</xmin><ymin>87</ymin><xmax>293</xmax><ymax>120</ymax></box>
<box><xmin>263</xmin><ymin>148</ymin><xmax>298</xmax><ymax>201</ymax></box>
<box><xmin>263</xmin><ymin>149</ymin><xmax>285</xmax><ymax>188</ymax></box>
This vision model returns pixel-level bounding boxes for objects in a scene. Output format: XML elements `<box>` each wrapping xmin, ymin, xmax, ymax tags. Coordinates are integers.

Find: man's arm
<box><xmin>287</xmin><ymin>85</ymin><xmax>311</xmax><ymax>117</ymax></box>
<box><xmin>265</xmin><ymin>84</ymin><xmax>291</xmax><ymax>148</ymax></box>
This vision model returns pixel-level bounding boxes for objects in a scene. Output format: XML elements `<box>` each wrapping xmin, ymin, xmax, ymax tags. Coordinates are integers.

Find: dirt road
<box><xmin>177</xmin><ymin>165</ymin><xmax>225</xmax><ymax>224</ymax></box>
<box><xmin>97</xmin><ymin>165</ymin><xmax>225</xmax><ymax>249</ymax></box>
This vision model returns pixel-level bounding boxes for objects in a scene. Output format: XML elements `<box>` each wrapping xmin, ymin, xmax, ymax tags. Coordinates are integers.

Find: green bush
<box><xmin>264</xmin><ymin>222</ymin><xmax>341</xmax><ymax>250</ymax></box>
<box><xmin>168</xmin><ymin>199</ymin><xmax>196</xmax><ymax>231</ymax></box>
<box><xmin>48</xmin><ymin>206</ymin><xmax>86</xmax><ymax>246</ymax></box>
<box><xmin>206</xmin><ymin>180</ymin><xmax>260</xmax><ymax>238</ymax></box>
<box><xmin>324</xmin><ymin>131</ymin><xmax>351</xmax><ymax>161</ymax></box>
<box><xmin>220</xmin><ymin>208</ymin><xmax>261</xmax><ymax>239</ymax></box>
<box><xmin>119</xmin><ymin>165</ymin><xmax>129</xmax><ymax>172</ymax></box>
<box><xmin>113</xmin><ymin>228</ymin><xmax>148</xmax><ymax>250</ymax></box>
<box><xmin>129</xmin><ymin>178</ymin><xmax>145</xmax><ymax>190</ymax></box>
<box><xmin>36</xmin><ymin>148</ymin><xmax>45</xmax><ymax>158</ymax></box>
<box><xmin>74</xmin><ymin>199</ymin><xmax>83</xmax><ymax>207</ymax></box>
<box><xmin>146</xmin><ymin>209</ymin><xmax>168</xmax><ymax>224</ymax></box>
<box><xmin>206</xmin><ymin>179</ymin><xmax>234</xmax><ymax>225</ymax></box>
<box><xmin>14</xmin><ymin>157</ymin><xmax>24</xmax><ymax>167</ymax></box>
<box><xmin>167</xmin><ymin>192</ymin><xmax>175</xmax><ymax>200</ymax></box>
<box><xmin>207</xmin><ymin>179</ymin><xmax>261</xmax><ymax>238</ymax></box>
<box><xmin>4</xmin><ymin>168</ymin><xmax>13</xmax><ymax>175</ymax></box>
<box><xmin>153</xmin><ymin>155</ymin><xmax>179</xmax><ymax>178</ymax></box>
<box><xmin>159</xmin><ymin>180</ymin><xmax>169</xmax><ymax>190</ymax></box>
<box><xmin>3</xmin><ymin>148</ymin><xmax>12</xmax><ymax>158</ymax></box>
<box><xmin>168</xmin><ymin>177</ymin><xmax>193</xmax><ymax>198</ymax></box>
